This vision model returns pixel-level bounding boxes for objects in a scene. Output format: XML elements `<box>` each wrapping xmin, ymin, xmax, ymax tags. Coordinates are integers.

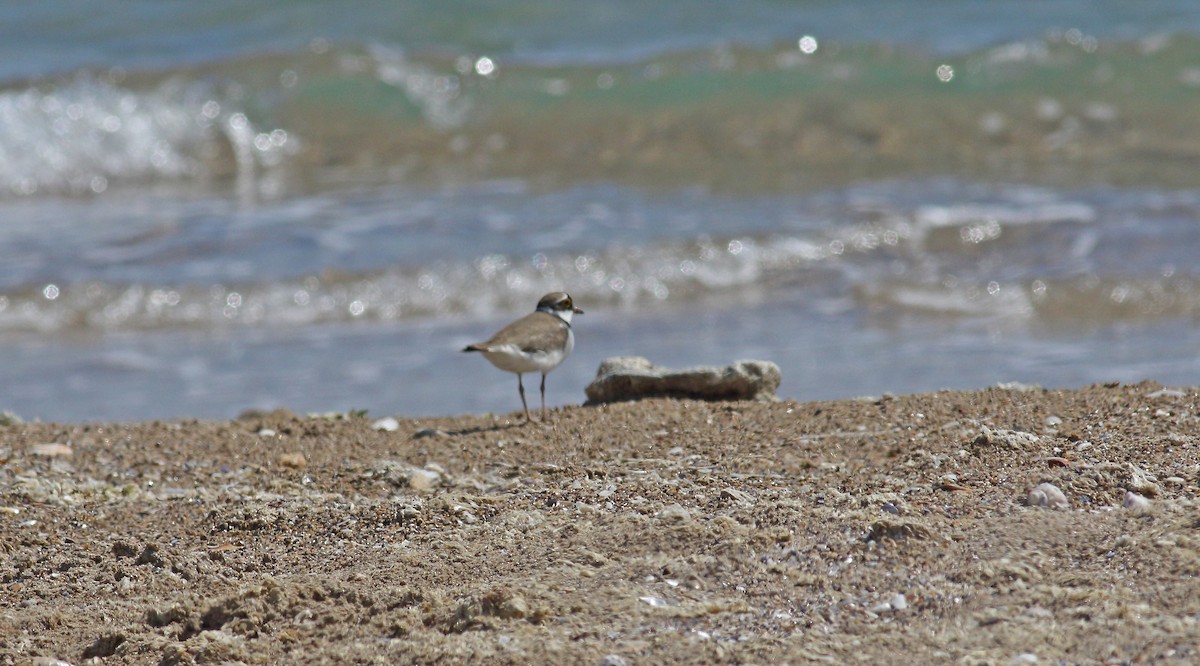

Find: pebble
<box><xmin>599</xmin><ymin>656</ymin><xmax>629</xmax><ymax>666</ymax></box>
<box><xmin>1009</xmin><ymin>653</ymin><xmax>1039</xmax><ymax>664</ymax></box>
<box><xmin>407</xmin><ymin>469</ymin><xmax>441</xmax><ymax>491</ymax></box>
<box><xmin>498</xmin><ymin>595</ymin><xmax>529</xmax><ymax>619</ymax></box>
<box><xmin>1121</xmin><ymin>491</ymin><xmax>1152</xmax><ymax>513</ymax></box>
<box><xmin>1026</xmin><ymin>483</ymin><xmax>1069</xmax><ymax>509</ymax></box>
<box><xmin>657</xmin><ymin>503</ymin><xmax>691</xmax><ymax>524</ymax></box>
<box><xmin>413</xmin><ymin>428</ymin><xmax>448</xmax><ymax>439</ymax></box>
<box><xmin>1127</xmin><ymin>464</ymin><xmax>1161</xmax><ymax>497</ymax></box>
<box><xmin>872</xmin><ymin>593</ymin><xmax>907</xmax><ymax>613</ymax></box>
<box><xmin>973</xmin><ymin>426</ymin><xmax>1040</xmax><ymax>450</ymax></box>
<box><xmin>719</xmin><ymin>487</ymin><xmax>754</xmax><ymax>505</ymax></box>
<box><xmin>31</xmin><ymin>443</ymin><xmax>73</xmax><ymax>457</ymax></box>
<box><xmin>256</xmin><ymin>428</ymin><xmax>277</xmax><ymax>437</ymax></box>
<box><xmin>278</xmin><ymin>453</ymin><xmax>307</xmax><ymax>469</ymax></box>
<box><xmin>372</xmin><ymin>417</ymin><xmax>400</xmax><ymax>432</ymax></box>
<box><xmin>136</xmin><ymin>544</ymin><xmax>165</xmax><ymax>567</ymax></box>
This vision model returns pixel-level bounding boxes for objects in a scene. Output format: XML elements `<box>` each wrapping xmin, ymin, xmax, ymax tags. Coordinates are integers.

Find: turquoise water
<box><xmin>1</xmin><ymin>2</ymin><xmax>1199</xmax><ymax>420</ymax></box>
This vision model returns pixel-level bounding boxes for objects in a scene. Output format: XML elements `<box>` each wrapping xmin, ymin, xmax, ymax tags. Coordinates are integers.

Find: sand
<box><xmin>2</xmin><ymin>382</ymin><xmax>1199</xmax><ymax>665</ymax></box>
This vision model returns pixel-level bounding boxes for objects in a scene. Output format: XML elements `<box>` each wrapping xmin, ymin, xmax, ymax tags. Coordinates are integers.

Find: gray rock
<box><xmin>584</xmin><ymin>356</ymin><xmax>781</xmax><ymax>404</ymax></box>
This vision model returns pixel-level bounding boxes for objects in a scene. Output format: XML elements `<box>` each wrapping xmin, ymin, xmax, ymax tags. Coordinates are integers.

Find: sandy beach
<box><xmin>2</xmin><ymin>382</ymin><xmax>1198</xmax><ymax>664</ymax></box>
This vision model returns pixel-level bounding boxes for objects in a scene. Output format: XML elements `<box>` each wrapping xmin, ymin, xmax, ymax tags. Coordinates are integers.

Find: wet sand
<box><xmin>2</xmin><ymin>382</ymin><xmax>1198</xmax><ymax>664</ymax></box>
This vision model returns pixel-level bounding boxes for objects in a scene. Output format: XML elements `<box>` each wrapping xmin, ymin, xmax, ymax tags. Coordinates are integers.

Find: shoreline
<box><xmin>3</xmin><ymin>382</ymin><xmax>1198</xmax><ymax>664</ymax></box>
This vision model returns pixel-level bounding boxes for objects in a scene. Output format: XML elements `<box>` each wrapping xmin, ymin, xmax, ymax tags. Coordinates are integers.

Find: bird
<box><xmin>462</xmin><ymin>292</ymin><xmax>583</xmax><ymax>422</ymax></box>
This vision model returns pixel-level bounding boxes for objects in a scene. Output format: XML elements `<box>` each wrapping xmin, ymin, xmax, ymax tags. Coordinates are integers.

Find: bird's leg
<box><xmin>517</xmin><ymin>374</ymin><xmax>532</xmax><ymax>422</ymax></box>
<box><xmin>540</xmin><ymin>373</ymin><xmax>548</xmax><ymax>421</ymax></box>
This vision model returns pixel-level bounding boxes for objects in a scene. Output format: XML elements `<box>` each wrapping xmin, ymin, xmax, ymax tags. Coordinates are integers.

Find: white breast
<box><xmin>480</xmin><ymin>327</ymin><xmax>574</xmax><ymax>375</ymax></box>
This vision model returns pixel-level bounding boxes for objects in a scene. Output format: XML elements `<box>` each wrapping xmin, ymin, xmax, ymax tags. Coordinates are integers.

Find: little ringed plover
<box><xmin>462</xmin><ymin>291</ymin><xmax>583</xmax><ymax>421</ymax></box>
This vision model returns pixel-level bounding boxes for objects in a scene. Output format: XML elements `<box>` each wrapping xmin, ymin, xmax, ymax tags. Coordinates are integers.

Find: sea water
<box><xmin>1</xmin><ymin>2</ymin><xmax>1199</xmax><ymax>420</ymax></box>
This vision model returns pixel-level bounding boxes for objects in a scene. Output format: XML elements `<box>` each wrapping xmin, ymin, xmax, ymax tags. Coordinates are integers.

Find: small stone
<box><xmin>413</xmin><ymin>428</ymin><xmax>448</xmax><ymax>439</ymax></box>
<box><xmin>146</xmin><ymin>605</ymin><xmax>189</xmax><ymax>627</ymax></box>
<box><xmin>719</xmin><ymin>487</ymin><xmax>754</xmax><ymax>505</ymax></box>
<box><xmin>1127</xmin><ymin>464</ymin><xmax>1161</xmax><ymax>497</ymax></box>
<box><xmin>82</xmin><ymin>633</ymin><xmax>125</xmax><ymax>659</ymax></box>
<box><xmin>498</xmin><ymin>595</ymin><xmax>528</xmax><ymax>619</ymax></box>
<box><xmin>32</xmin><ymin>659</ymin><xmax>76</xmax><ymax>666</ymax></box>
<box><xmin>657</xmin><ymin>503</ymin><xmax>691</xmax><ymax>524</ymax></box>
<box><xmin>938</xmin><ymin>475</ymin><xmax>969</xmax><ymax>491</ymax></box>
<box><xmin>867</xmin><ymin>520</ymin><xmax>934</xmax><ymax>542</ymax></box>
<box><xmin>372</xmin><ymin>417</ymin><xmax>400</xmax><ymax>432</ymax></box>
<box><xmin>278</xmin><ymin>453</ymin><xmax>307</xmax><ymax>468</ymax></box>
<box><xmin>1164</xmin><ymin>476</ymin><xmax>1185</xmax><ymax>488</ymax></box>
<box><xmin>872</xmin><ymin>593</ymin><xmax>907</xmax><ymax>614</ymax></box>
<box><xmin>408</xmin><ymin>469</ymin><xmax>441</xmax><ymax>491</ymax></box>
<box><xmin>973</xmin><ymin>426</ymin><xmax>1040</xmax><ymax>450</ymax></box>
<box><xmin>1009</xmin><ymin>654</ymin><xmax>1039</xmax><ymax>665</ymax></box>
<box><xmin>31</xmin><ymin>443</ymin><xmax>73</xmax><ymax>457</ymax></box>
<box><xmin>1121</xmin><ymin>491</ymin><xmax>1152</xmax><ymax>513</ymax></box>
<box><xmin>1026</xmin><ymin>482</ymin><xmax>1069</xmax><ymax>509</ymax></box>
<box><xmin>1044</xmin><ymin>415</ymin><xmax>1063</xmax><ymax>427</ymax></box>
<box><xmin>599</xmin><ymin>656</ymin><xmax>629</xmax><ymax>666</ymax></box>
<box><xmin>256</xmin><ymin>428</ymin><xmax>277</xmax><ymax>437</ymax></box>
<box><xmin>135</xmin><ymin>545</ymin><xmax>165</xmax><ymax>567</ymax></box>
<box><xmin>575</xmin><ymin>501</ymin><xmax>600</xmax><ymax>515</ymax></box>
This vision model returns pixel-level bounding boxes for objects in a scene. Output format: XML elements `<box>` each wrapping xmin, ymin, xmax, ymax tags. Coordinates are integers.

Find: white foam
<box><xmin>914</xmin><ymin>202</ymin><xmax>1095</xmax><ymax>228</ymax></box>
<box><xmin>0</xmin><ymin>76</ymin><xmax>297</xmax><ymax>196</ymax></box>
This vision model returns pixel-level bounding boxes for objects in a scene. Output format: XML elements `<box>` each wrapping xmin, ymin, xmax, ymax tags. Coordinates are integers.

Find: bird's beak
<box><xmin>573</xmin><ymin>306</ymin><xmax>584</xmax><ymax>314</ymax></box>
